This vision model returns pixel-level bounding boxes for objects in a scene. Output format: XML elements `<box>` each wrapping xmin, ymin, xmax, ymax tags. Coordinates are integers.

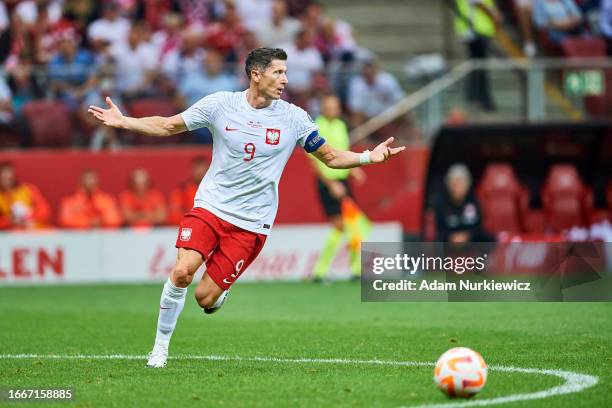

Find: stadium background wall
<box><xmin>0</xmin><ymin>147</ymin><xmax>429</xmax><ymax>233</ymax></box>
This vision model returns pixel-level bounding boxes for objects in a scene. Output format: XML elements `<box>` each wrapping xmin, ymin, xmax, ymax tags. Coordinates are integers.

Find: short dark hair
<box><xmin>244</xmin><ymin>47</ymin><xmax>287</xmax><ymax>80</ymax></box>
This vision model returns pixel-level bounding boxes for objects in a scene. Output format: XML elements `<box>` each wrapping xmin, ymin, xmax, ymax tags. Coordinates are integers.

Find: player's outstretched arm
<box><xmin>312</xmin><ymin>137</ymin><xmax>405</xmax><ymax>169</ymax></box>
<box><xmin>87</xmin><ymin>97</ymin><xmax>187</xmax><ymax>137</ymax></box>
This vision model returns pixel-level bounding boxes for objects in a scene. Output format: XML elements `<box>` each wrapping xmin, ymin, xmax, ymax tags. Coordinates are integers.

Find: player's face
<box><xmin>258</xmin><ymin>59</ymin><xmax>288</xmax><ymax>100</ymax></box>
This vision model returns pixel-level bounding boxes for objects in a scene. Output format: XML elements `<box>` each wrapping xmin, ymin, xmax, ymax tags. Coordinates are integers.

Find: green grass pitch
<box><xmin>0</xmin><ymin>282</ymin><xmax>610</xmax><ymax>407</ymax></box>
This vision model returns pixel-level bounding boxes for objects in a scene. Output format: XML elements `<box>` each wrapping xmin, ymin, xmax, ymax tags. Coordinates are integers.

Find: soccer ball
<box><xmin>433</xmin><ymin>347</ymin><xmax>487</xmax><ymax>398</ymax></box>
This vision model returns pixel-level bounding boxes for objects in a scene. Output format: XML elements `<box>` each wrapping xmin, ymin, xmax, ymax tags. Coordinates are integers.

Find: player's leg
<box><xmin>147</xmin><ymin>248</ymin><xmax>204</xmax><ymax>368</ymax></box>
<box><xmin>194</xmin><ymin>229</ymin><xmax>266</xmax><ymax>314</ymax></box>
<box><xmin>313</xmin><ymin>179</ymin><xmax>346</xmax><ymax>281</ymax></box>
<box><xmin>148</xmin><ymin>208</ymin><xmax>220</xmax><ymax>368</ymax></box>
<box><xmin>194</xmin><ymin>272</ymin><xmax>226</xmax><ymax>314</ymax></box>
<box><xmin>313</xmin><ymin>215</ymin><xmax>344</xmax><ymax>281</ymax></box>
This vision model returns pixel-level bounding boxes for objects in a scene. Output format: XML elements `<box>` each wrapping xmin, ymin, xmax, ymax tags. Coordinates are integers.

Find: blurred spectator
<box><xmin>255</xmin><ymin>0</ymin><xmax>301</xmax><ymax>47</ymax></box>
<box><xmin>314</xmin><ymin>17</ymin><xmax>357</xmax><ymax>63</ymax></box>
<box><xmin>280</xmin><ymin>29</ymin><xmax>324</xmax><ymax>104</ymax></box>
<box><xmin>533</xmin><ymin>0</ymin><xmax>587</xmax><ymax>44</ymax></box>
<box><xmin>59</xmin><ymin>169</ymin><xmax>122</xmax><ymax>229</ymax></box>
<box><xmin>236</xmin><ymin>0</ymin><xmax>274</xmax><ymax>32</ymax></box>
<box><xmin>310</xmin><ymin>94</ymin><xmax>366</xmax><ymax>281</ymax></box>
<box><xmin>347</xmin><ymin>60</ymin><xmax>405</xmax><ymax>127</ymax></box>
<box><xmin>107</xmin><ymin>22</ymin><xmax>158</xmax><ymax>99</ymax></box>
<box><xmin>286</xmin><ymin>0</ymin><xmax>315</xmax><ymax>17</ymax></box>
<box><xmin>14</xmin><ymin>0</ymin><xmax>63</xmax><ymax>29</ymax></box>
<box><xmin>175</xmin><ymin>0</ymin><xmax>217</xmax><ymax>29</ymax></box>
<box><xmin>151</xmin><ymin>12</ymin><xmax>184</xmax><ymax>61</ymax></box>
<box><xmin>80</xmin><ymin>72</ymin><xmax>124</xmax><ymax>150</ymax></box>
<box><xmin>0</xmin><ymin>76</ymin><xmax>14</xmax><ymax>124</ymax></box>
<box><xmin>9</xmin><ymin>68</ymin><xmax>39</xmax><ymax>115</ymax></box>
<box><xmin>62</xmin><ymin>0</ymin><xmax>98</xmax><ymax>37</ymax></box>
<box><xmin>138</xmin><ymin>0</ymin><xmax>175</xmax><ymax>31</ymax></box>
<box><xmin>48</xmin><ymin>33</ymin><xmax>95</xmax><ymax>110</ymax></box>
<box><xmin>161</xmin><ymin>26</ymin><xmax>206</xmax><ymax>82</ymax></box>
<box><xmin>299</xmin><ymin>2</ymin><xmax>325</xmax><ymax>34</ymax></box>
<box><xmin>434</xmin><ymin>164</ymin><xmax>491</xmax><ymax>242</ymax></box>
<box><xmin>178</xmin><ymin>49</ymin><xmax>241</xmax><ymax>106</ymax></box>
<box><xmin>0</xmin><ymin>2</ymin><xmax>8</xmax><ymax>33</ymax></box>
<box><xmin>119</xmin><ymin>168</ymin><xmax>167</xmax><ymax>227</ymax></box>
<box><xmin>453</xmin><ymin>0</ymin><xmax>502</xmax><ymax>112</ymax></box>
<box><xmin>0</xmin><ymin>162</ymin><xmax>51</xmax><ymax>230</ymax></box>
<box><xmin>87</xmin><ymin>2</ymin><xmax>131</xmax><ymax>52</ymax></box>
<box><xmin>601</xmin><ymin>0</ymin><xmax>612</xmax><ymax>53</ymax></box>
<box><xmin>305</xmin><ymin>70</ymin><xmax>332</xmax><ymax>117</ymax></box>
<box><xmin>0</xmin><ymin>2</ymin><xmax>8</xmax><ymax>65</ymax></box>
<box><xmin>204</xmin><ymin>1</ymin><xmax>249</xmax><ymax>62</ymax></box>
<box><xmin>169</xmin><ymin>157</ymin><xmax>209</xmax><ymax>225</ymax></box>
<box><xmin>515</xmin><ymin>0</ymin><xmax>538</xmax><ymax>56</ymax></box>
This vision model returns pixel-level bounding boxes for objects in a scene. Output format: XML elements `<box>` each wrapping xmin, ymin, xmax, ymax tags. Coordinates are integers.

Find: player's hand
<box><xmin>87</xmin><ymin>97</ymin><xmax>126</xmax><ymax>129</ymax></box>
<box><xmin>369</xmin><ymin>137</ymin><xmax>405</xmax><ymax>163</ymax></box>
<box><xmin>328</xmin><ymin>180</ymin><xmax>347</xmax><ymax>200</ymax></box>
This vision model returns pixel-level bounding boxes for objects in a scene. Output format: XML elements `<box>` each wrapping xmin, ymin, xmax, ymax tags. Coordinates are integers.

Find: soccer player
<box><xmin>88</xmin><ymin>47</ymin><xmax>405</xmax><ymax>368</ymax></box>
<box><xmin>310</xmin><ymin>93</ymin><xmax>368</xmax><ymax>282</ymax></box>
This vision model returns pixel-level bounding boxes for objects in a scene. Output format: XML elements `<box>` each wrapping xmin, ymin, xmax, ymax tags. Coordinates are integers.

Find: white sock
<box><xmin>154</xmin><ymin>278</ymin><xmax>187</xmax><ymax>348</ymax></box>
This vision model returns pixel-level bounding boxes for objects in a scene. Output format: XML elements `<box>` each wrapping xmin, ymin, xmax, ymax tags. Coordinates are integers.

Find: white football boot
<box><xmin>204</xmin><ymin>290</ymin><xmax>230</xmax><ymax>314</ymax></box>
<box><xmin>146</xmin><ymin>343</ymin><xmax>168</xmax><ymax>368</ymax></box>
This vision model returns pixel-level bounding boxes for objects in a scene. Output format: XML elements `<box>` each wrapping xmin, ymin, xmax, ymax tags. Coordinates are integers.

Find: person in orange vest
<box><xmin>59</xmin><ymin>169</ymin><xmax>122</xmax><ymax>229</ymax></box>
<box><xmin>120</xmin><ymin>168</ymin><xmax>167</xmax><ymax>227</ymax></box>
<box><xmin>168</xmin><ymin>157</ymin><xmax>209</xmax><ymax>225</ymax></box>
<box><xmin>0</xmin><ymin>162</ymin><xmax>51</xmax><ymax>230</ymax></box>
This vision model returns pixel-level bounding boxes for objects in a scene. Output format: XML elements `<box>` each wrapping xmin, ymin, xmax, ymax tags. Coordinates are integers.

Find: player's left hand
<box><xmin>369</xmin><ymin>137</ymin><xmax>406</xmax><ymax>163</ymax></box>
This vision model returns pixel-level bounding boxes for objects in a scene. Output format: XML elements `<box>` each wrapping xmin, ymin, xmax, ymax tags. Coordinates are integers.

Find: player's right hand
<box><xmin>87</xmin><ymin>97</ymin><xmax>126</xmax><ymax>129</ymax></box>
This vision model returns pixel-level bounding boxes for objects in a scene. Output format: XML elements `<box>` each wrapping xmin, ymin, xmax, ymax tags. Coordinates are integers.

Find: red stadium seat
<box><xmin>0</xmin><ymin>128</ymin><xmax>21</xmax><ymax>148</ymax></box>
<box><xmin>560</xmin><ymin>37</ymin><xmax>607</xmax><ymax>58</ymax></box>
<box><xmin>21</xmin><ymin>100</ymin><xmax>74</xmax><ymax>147</ymax></box>
<box><xmin>476</xmin><ymin>163</ymin><xmax>529</xmax><ymax>234</ymax></box>
<box><xmin>541</xmin><ymin>165</ymin><xmax>594</xmax><ymax>231</ymax></box>
<box><xmin>126</xmin><ymin>98</ymin><xmax>186</xmax><ymax>144</ymax></box>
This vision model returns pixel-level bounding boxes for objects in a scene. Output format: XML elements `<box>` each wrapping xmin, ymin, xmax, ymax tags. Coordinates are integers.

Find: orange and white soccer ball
<box><xmin>433</xmin><ymin>347</ymin><xmax>487</xmax><ymax>398</ymax></box>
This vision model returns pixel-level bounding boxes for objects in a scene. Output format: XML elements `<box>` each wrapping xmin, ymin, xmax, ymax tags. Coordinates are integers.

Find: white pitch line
<box><xmin>407</xmin><ymin>365</ymin><xmax>599</xmax><ymax>408</ymax></box>
<box><xmin>0</xmin><ymin>354</ymin><xmax>599</xmax><ymax>407</ymax></box>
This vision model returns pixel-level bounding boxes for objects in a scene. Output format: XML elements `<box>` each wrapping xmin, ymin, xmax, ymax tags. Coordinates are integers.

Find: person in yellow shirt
<box><xmin>0</xmin><ymin>162</ymin><xmax>51</xmax><ymax>230</ymax></box>
<box><xmin>453</xmin><ymin>0</ymin><xmax>503</xmax><ymax>111</ymax></box>
<box><xmin>310</xmin><ymin>94</ymin><xmax>368</xmax><ymax>282</ymax></box>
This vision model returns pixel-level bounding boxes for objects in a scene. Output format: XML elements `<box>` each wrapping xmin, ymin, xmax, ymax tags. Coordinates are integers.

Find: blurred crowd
<box><xmin>0</xmin><ymin>0</ymin><xmax>408</xmax><ymax>148</ymax></box>
<box><xmin>0</xmin><ymin>158</ymin><xmax>208</xmax><ymax>229</ymax></box>
<box><xmin>513</xmin><ymin>0</ymin><xmax>612</xmax><ymax>56</ymax></box>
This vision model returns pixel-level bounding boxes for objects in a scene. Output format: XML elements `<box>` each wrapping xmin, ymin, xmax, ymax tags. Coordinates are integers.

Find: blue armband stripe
<box><xmin>304</xmin><ymin>131</ymin><xmax>325</xmax><ymax>153</ymax></box>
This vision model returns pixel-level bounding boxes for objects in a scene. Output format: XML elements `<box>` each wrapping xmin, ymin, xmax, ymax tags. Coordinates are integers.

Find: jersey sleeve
<box><xmin>292</xmin><ymin>105</ymin><xmax>324</xmax><ymax>153</ymax></box>
<box><xmin>180</xmin><ymin>92</ymin><xmax>227</xmax><ymax>131</ymax></box>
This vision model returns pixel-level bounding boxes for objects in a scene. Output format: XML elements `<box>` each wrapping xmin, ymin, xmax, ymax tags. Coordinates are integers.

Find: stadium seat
<box><xmin>560</xmin><ymin>37</ymin><xmax>607</xmax><ymax>58</ymax></box>
<box><xmin>21</xmin><ymin>100</ymin><xmax>74</xmax><ymax>147</ymax></box>
<box><xmin>0</xmin><ymin>128</ymin><xmax>21</xmax><ymax>148</ymax></box>
<box><xmin>541</xmin><ymin>165</ymin><xmax>594</xmax><ymax>231</ymax></box>
<box><xmin>476</xmin><ymin>163</ymin><xmax>529</xmax><ymax>234</ymax></box>
<box><xmin>126</xmin><ymin>98</ymin><xmax>187</xmax><ymax>144</ymax></box>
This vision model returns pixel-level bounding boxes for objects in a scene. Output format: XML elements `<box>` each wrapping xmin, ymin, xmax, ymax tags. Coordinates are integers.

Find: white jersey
<box><xmin>181</xmin><ymin>90</ymin><xmax>323</xmax><ymax>235</ymax></box>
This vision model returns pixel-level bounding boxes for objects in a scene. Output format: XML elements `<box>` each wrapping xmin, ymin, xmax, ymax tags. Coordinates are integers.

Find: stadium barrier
<box><xmin>0</xmin><ymin>223</ymin><xmax>402</xmax><ymax>286</ymax></box>
<box><xmin>0</xmin><ymin>147</ymin><xmax>429</xmax><ymax>233</ymax></box>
